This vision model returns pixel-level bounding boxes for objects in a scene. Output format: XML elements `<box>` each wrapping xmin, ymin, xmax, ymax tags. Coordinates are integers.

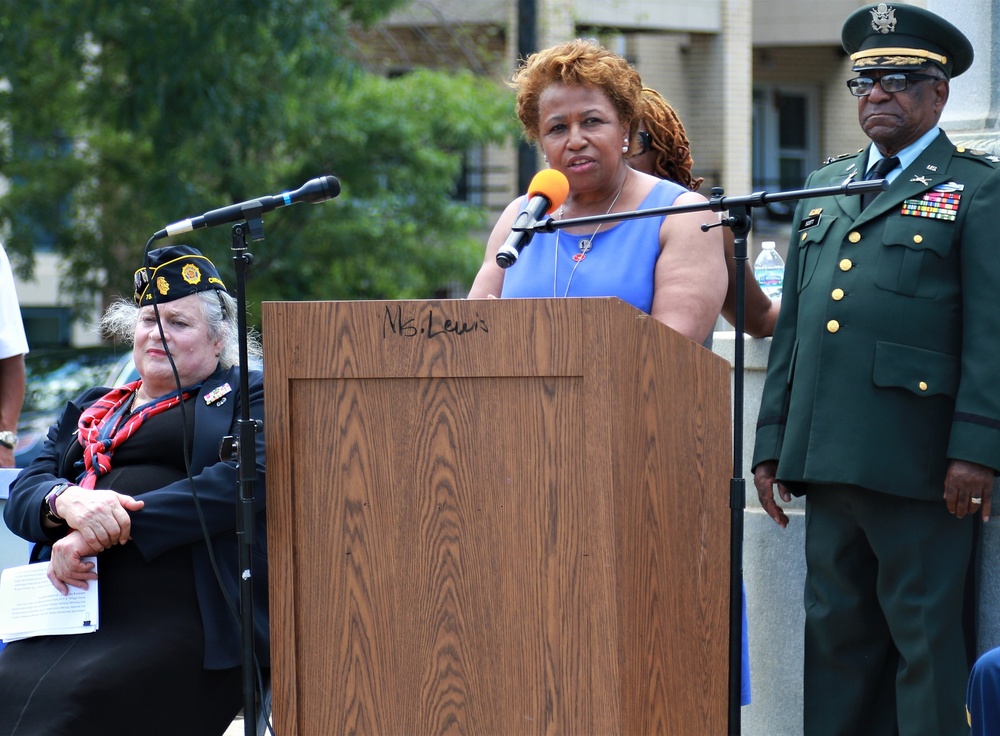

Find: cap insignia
<box><xmin>181</xmin><ymin>263</ymin><xmax>202</xmax><ymax>286</ymax></box>
<box><xmin>156</xmin><ymin>275</ymin><xmax>170</xmax><ymax>296</ymax></box>
<box><xmin>870</xmin><ymin>3</ymin><xmax>897</xmax><ymax>34</ymax></box>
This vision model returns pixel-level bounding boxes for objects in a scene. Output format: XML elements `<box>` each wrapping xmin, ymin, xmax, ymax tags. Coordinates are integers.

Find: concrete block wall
<box><xmin>712</xmin><ymin>332</ymin><xmax>1000</xmax><ymax>735</ymax></box>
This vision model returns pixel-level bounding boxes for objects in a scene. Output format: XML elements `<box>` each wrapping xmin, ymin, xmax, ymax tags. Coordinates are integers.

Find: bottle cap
<box><xmin>762</xmin><ymin>241</ymin><xmax>776</xmax><ymax>249</ymax></box>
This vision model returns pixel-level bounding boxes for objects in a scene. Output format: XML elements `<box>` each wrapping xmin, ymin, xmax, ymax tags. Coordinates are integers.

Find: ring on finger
<box><xmin>971</xmin><ymin>497</ymin><xmax>983</xmax><ymax>505</ymax></box>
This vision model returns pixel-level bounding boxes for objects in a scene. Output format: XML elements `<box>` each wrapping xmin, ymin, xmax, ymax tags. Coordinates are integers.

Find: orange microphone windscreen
<box><xmin>527</xmin><ymin>169</ymin><xmax>570</xmax><ymax>215</ymax></box>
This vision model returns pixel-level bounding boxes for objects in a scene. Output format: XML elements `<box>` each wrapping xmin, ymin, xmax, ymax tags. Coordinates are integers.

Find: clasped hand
<box><xmin>46</xmin><ymin>487</ymin><xmax>144</xmax><ymax>595</ymax></box>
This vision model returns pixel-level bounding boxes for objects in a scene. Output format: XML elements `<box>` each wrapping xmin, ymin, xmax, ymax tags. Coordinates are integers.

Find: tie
<box><xmin>861</xmin><ymin>155</ymin><xmax>899</xmax><ymax>209</ymax></box>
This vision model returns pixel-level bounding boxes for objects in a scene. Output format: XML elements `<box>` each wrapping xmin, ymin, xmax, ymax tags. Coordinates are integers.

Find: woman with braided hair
<box><xmin>630</xmin><ymin>87</ymin><xmax>779</xmax><ymax>338</ymax></box>
<box><xmin>630</xmin><ymin>87</ymin><xmax>703</xmax><ymax>191</ymax></box>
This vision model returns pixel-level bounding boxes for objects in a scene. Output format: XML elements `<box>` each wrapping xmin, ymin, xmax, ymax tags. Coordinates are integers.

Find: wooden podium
<box><xmin>262</xmin><ymin>298</ymin><xmax>731</xmax><ymax>735</ymax></box>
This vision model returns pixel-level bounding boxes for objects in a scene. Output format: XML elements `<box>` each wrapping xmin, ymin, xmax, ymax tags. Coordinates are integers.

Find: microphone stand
<box><xmin>518</xmin><ymin>178</ymin><xmax>887</xmax><ymax>735</ymax></box>
<box><xmin>714</xmin><ymin>194</ymin><xmax>751</xmax><ymax>736</ymax></box>
<box><xmin>219</xmin><ymin>203</ymin><xmax>265</xmax><ymax>736</ymax></box>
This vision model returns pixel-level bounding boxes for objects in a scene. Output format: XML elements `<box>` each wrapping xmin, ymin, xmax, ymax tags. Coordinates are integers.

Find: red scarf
<box><xmin>77</xmin><ymin>380</ymin><xmax>195</xmax><ymax>489</ymax></box>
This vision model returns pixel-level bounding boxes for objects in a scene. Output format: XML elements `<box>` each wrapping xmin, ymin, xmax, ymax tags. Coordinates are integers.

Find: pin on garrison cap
<box><xmin>842</xmin><ymin>3</ymin><xmax>973</xmax><ymax>78</ymax></box>
<box><xmin>133</xmin><ymin>244</ymin><xmax>228</xmax><ymax>306</ymax></box>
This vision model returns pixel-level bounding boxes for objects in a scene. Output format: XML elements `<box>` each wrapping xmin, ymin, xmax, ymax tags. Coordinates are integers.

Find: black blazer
<box><xmin>4</xmin><ymin>364</ymin><xmax>269</xmax><ymax>669</ymax></box>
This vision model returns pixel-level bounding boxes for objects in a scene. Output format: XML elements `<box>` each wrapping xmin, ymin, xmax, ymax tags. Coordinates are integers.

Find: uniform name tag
<box><xmin>799</xmin><ymin>214</ymin><xmax>820</xmax><ymax>230</ymax></box>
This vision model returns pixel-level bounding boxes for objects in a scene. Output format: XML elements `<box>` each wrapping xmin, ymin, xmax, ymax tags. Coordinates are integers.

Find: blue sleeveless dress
<box><xmin>500</xmin><ymin>178</ymin><xmax>688</xmax><ymax>312</ymax></box>
<box><xmin>499</xmin><ymin>176</ymin><xmax>753</xmax><ymax>706</ymax></box>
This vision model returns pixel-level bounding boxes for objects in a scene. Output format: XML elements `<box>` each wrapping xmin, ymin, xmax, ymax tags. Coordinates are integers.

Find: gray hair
<box><xmin>100</xmin><ymin>291</ymin><xmax>262</xmax><ymax>370</ymax></box>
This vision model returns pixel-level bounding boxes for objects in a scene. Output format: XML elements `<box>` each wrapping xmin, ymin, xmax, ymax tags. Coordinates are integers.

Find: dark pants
<box><xmin>803</xmin><ymin>484</ymin><xmax>974</xmax><ymax>736</ymax></box>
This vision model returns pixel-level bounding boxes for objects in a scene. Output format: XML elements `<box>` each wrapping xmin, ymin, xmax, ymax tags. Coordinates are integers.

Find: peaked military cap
<box><xmin>134</xmin><ymin>244</ymin><xmax>228</xmax><ymax>306</ymax></box>
<box><xmin>842</xmin><ymin>3</ymin><xmax>973</xmax><ymax>78</ymax></box>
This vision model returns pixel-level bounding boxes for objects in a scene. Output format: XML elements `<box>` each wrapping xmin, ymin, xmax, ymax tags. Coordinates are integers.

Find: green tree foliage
<box><xmin>0</xmin><ymin>0</ymin><xmax>516</xmax><ymax>317</ymax></box>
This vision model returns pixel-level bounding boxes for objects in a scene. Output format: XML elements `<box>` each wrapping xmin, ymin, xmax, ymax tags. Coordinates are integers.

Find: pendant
<box><xmin>579</xmin><ymin>239</ymin><xmax>592</xmax><ymax>253</ymax></box>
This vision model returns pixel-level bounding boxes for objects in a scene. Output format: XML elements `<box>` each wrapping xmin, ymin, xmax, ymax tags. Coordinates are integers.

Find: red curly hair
<box><xmin>509</xmin><ymin>39</ymin><xmax>643</xmax><ymax>144</ymax></box>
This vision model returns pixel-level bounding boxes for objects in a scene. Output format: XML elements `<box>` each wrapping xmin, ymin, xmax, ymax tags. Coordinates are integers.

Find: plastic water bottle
<box><xmin>754</xmin><ymin>241</ymin><xmax>784</xmax><ymax>300</ymax></box>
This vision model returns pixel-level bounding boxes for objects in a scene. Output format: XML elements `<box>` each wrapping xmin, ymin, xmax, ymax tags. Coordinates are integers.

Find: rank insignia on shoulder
<box><xmin>955</xmin><ymin>147</ymin><xmax>1000</xmax><ymax>166</ymax></box>
<box><xmin>808</xmin><ymin>208</ymin><xmax>823</xmax><ymax>217</ymax></box>
<box><xmin>822</xmin><ymin>151</ymin><xmax>859</xmax><ymax>166</ymax></box>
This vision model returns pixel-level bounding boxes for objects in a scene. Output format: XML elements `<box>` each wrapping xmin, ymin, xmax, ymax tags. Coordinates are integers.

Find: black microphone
<box><xmin>496</xmin><ymin>169</ymin><xmax>570</xmax><ymax>269</ymax></box>
<box><xmin>153</xmin><ymin>175</ymin><xmax>341</xmax><ymax>240</ymax></box>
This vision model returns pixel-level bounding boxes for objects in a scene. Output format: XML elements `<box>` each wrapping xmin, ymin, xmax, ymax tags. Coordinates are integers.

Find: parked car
<box><xmin>13</xmin><ymin>348</ymin><xmax>131</xmax><ymax>467</ymax></box>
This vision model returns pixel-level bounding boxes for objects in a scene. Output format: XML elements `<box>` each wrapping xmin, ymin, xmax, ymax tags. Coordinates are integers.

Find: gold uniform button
<box><xmin>918</xmin><ymin>381</ymin><xmax>929</xmax><ymax>391</ymax></box>
<box><xmin>913</xmin><ymin>234</ymin><xmax>923</xmax><ymax>244</ymax></box>
<box><xmin>827</xmin><ymin>320</ymin><xmax>840</xmax><ymax>333</ymax></box>
<box><xmin>832</xmin><ymin>288</ymin><xmax>845</xmax><ymax>301</ymax></box>
<box><xmin>839</xmin><ymin>259</ymin><xmax>853</xmax><ymax>272</ymax></box>
<box><xmin>848</xmin><ymin>231</ymin><xmax>861</xmax><ymax>243</ymax></box>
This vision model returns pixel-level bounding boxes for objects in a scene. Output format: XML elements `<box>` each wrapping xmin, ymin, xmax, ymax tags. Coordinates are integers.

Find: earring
<box><xmin>543</xmin><ymin>155</ymin><xmax>549</xmax><ymax>164</ymax></box>
<box><xmin>622</xmin><ymin>137</ymin><xmax>629</xmax><ymax>154</ymax></box>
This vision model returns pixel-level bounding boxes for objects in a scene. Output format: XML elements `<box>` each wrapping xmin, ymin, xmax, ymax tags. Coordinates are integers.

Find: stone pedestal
<box><xmin>713</xmin><ymin>333</ymin><xmax>1000</xmax><ymax>735</ymax></box>
<box><xmin>932</xmin><ymin>0</ymin><xmax>1000</xmax><ymax>154</ymax></box>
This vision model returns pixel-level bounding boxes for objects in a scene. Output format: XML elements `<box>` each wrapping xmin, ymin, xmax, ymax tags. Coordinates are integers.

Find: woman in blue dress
<box><xmin>468</xmin><ymin>39</ymin><xmax>727</xmax><ymax>344</ymax></box>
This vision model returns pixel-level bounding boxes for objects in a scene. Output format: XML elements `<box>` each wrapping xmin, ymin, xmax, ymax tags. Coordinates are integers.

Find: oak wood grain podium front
<box><xmin>263</xmin><ymin>297</ymin><xmax>731</xmax><ymax>735</ymax></box>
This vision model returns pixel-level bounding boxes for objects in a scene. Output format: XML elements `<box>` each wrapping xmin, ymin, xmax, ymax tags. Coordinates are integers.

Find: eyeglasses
<box><xmin>846</xmin><ymin>73</ymin><xmax>942</xmax><ymax>97</ymax></box>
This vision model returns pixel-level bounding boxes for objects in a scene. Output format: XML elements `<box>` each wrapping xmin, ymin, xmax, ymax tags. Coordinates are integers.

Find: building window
<box><xmin>20</xmin><ymin>306</ymin><xmax>73</xmax><ymax>348</ymax></box>
<box><xmin>11</xmin><ymin>133</ymin><xmax>73</xmax><ymax>252</ymax></box>
<box><xmin>454</xmin><ymin>146</ymin><xmax>484</xmax><ymax>206</ymax></box>
<box><xmin>753</xmin><ymin>86</ymin><xmax>818</xmax><ymax>218</ymax></box>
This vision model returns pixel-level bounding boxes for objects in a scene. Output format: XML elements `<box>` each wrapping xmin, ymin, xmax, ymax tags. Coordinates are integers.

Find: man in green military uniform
<box><xmin>753</xmin><ymin>4</ymin><xmax>1000</xmax><ymax>734</ymax></box>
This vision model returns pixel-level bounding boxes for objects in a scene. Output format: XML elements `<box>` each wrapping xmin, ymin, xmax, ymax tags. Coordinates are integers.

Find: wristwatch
<box><xmin>44</xmin><ymin>483</ymin><xmax>72</xmax><ymax>524</ymax></box>
<box><xmin>0</xmin><ymin>430</ymin><xmax>16</xmax><ymax>449</ymax></box>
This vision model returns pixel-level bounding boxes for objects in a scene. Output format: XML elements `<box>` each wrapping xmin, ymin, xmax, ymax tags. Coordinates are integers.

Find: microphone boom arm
<box><xmin>520</xmin><ymin>178</ymin><xmax>888</xmax><ymax>234</ymax></box>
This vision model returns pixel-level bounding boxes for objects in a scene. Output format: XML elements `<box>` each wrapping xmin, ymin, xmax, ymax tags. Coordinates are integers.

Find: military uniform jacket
<box><xmin>753</xmin><ymin>130</ymin><xmax>1000</xmax><ymax>500</ymax></box>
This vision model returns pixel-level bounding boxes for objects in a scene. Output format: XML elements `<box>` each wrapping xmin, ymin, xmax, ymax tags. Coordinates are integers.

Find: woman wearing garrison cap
<box><xmin>0</xmin><ymin>245</ymin><xmax>268</xmax><ymax>736</ymax></box>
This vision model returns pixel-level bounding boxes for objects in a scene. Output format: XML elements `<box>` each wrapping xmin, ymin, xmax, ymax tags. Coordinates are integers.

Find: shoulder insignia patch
<box><xmin>822</xmin><ymin>149</ymin><xmax>862</xmax><ymax>166</ymax></box>
<box><xmin>953</xmin><ymin>146</ymin><xmax>1000</xmax><ymax>167</ymax></box>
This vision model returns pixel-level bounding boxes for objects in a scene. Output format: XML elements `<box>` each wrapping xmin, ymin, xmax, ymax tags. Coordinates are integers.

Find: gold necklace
<box><xmin>553</xmin><ymin>174</ymin><xmax>627</xmax><ymax>298</ymax></box>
